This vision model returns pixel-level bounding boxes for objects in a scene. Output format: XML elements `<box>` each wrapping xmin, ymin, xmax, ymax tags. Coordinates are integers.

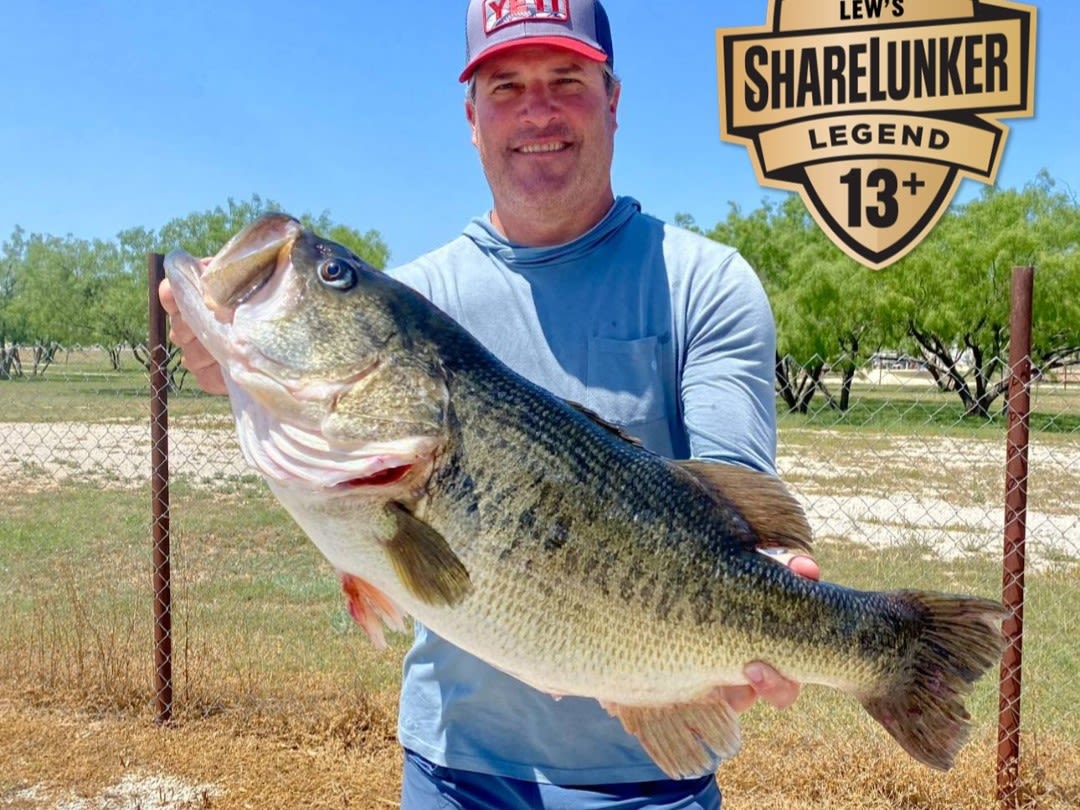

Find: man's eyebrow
<box><xmin>486</xmin><ymin>62</ymin><xmax>586</xmax><ymax>81</ymax></box>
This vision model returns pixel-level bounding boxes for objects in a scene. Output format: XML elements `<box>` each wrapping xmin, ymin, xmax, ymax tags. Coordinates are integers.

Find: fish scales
<box><xmin>164</xmin><ymin>214</ymin><xmax>1007</xmax><ymax>778</ymax></box>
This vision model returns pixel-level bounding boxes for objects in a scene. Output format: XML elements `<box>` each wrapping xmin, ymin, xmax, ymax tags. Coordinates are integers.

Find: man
<box><xmin>161</xmin><ymin>1</ymin><xmax>819</xmax><ymax>807</ymax></box>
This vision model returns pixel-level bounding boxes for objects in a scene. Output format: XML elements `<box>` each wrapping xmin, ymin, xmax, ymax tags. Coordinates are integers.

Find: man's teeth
<box><xmin>518</xmin><ymin>142</ymin><xmax>566</xmax><ymax>153</ymax></box>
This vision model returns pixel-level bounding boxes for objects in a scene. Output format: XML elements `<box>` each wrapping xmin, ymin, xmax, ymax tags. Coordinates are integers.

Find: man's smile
<box><xmin>515</xmin><ymin>141</ymin><xmax>571</xmax><ymax>154</ymax></box>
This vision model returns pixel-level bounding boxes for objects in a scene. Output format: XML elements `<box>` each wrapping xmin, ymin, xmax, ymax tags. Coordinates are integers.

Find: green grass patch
<box><xmin>0</xmin><ymin>481</ymin><xmax>406</xmax><ymax>718</ymax></box>
<box><xmin>0</xmin><ymin>371</ymin><xmax>232</xmax><ymax>423</ymax></box>
<box><xmin>6</xmin><ymin>369</ymin><xmax>1079</xmax><ymax>435</ymax></box>
<box><xmin>778</xmin><ymin>383</ymin><xmax>1080</xmax><ymax>436</ymax></box>
<box><xmin>0</xmin><ymin>481</ymin><xmax>1075</xmax><ymax>744</ymax></box>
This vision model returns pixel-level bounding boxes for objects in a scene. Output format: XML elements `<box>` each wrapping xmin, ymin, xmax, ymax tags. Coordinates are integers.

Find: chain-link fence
<box><xmin>2</xmin><ymin>318</ymin><xmax>1077</xmax><ymax>805</ymax></box>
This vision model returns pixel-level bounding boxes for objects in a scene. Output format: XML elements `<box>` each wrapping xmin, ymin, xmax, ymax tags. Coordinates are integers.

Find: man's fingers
<box><xmin>757</xmin><ymin>548</ymin><xmax>821</xmax><ymax>582</ymax></box>
<box><xmin>168</xmin><ymin>316</ymin><xmax>196</xmax><ymax>347</ymax></box>
<box><xmin>157</xmin><ymin>277</ymin><xmax>229</xmax><ymax>396</ymax></box>
<box><xmin>711</xmin><ymin>661</ymin><xmax>801</xmax><ymax>715</ymax></box>
<box><xmin>185</xmin><ymin>362</ymin><xmax>228</xmax><ymax>396</ymax></box>
<box><xmin>744</xmin><ymin>662</ymin><xmax>799</xmax><ymax>710</ymax></box>
<box><xmin>158</xmin><ymin>278</ymin><xmax>179</xmax><ymax>316</ymax></box>
<box><xmin>718</xmin><ymin>684</ymin><xmax>758</xmax><ymax>714</ymax></box>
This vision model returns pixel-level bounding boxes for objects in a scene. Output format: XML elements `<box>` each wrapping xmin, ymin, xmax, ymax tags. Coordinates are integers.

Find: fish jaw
<box><xmin>233</xmin><ymin>397</ymin><xmax>443</xmax><ymax>493</ymax></box>
<box><xmin>162</xmin><ymin>248</ymin><xmax>236</xmax><ymax>359</ymax></box>
<box><xmin>202</xmin><ymin>213</ymin><xmax>303</xmax><ymax>310</ymax></box>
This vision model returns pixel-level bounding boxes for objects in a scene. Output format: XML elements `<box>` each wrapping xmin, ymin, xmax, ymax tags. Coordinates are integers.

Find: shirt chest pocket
<box><xmin>584</xmin><ymin>336</ymin><xmax>666</xmax><ymax>427</ymax></box>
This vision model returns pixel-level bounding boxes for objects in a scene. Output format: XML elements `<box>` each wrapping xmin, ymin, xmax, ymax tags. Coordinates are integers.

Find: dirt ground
<box><xmin>0</xmin><ymin>693</ymin><xmax>404</xmax><ymax>809</ymax></box>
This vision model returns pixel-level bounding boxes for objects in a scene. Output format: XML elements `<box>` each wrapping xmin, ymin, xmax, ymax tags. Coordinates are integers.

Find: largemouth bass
<box><xmin>164</xmin><ymin>213</ymin><xmax>1006</xmax><ymax>778</ymax></box>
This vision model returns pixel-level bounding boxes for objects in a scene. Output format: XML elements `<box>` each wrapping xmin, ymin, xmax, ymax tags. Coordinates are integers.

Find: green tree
<box><xmin>701</xmin><ymin>196</ymin><xmax>899</xmax><ymax>412</ymax></box>
<box><xmin>305</xmin><ymin>212</ymin><xmax>391</xmax><ymax>270</ymax></box>
<box><xmin>156</xmin><ymin>194</ymin><xmax>283</xmax><ymax>259</ymax></box>
<box><xmin>0</xmin><ymin>227</ymin><xmax>28</xmax><ymax>377</ymax></box>
<box><xmin>1</xmin><ymin>195</ymin><xmax>393</xmax><ymax>384</ymax></box>
<box><xmin>772</xmin><ymin>226</ymin><xmax>902</xmax><ymax>412</ymax></box>
<box><xmin>2</xmin><ymin>232</ymin><xmax>118</xmax><ymax>374</ymax></box>
<box><xmin>886</xmin><ymin>172</ymin><xmax>1080</xmax><ymax>417</ymax></box>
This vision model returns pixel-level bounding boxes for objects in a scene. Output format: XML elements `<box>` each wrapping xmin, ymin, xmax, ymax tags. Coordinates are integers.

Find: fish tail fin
<box><xmin>859</xmin><ymin>591</ymin><xmax>1007</xmax><ymax>770</ymax></box>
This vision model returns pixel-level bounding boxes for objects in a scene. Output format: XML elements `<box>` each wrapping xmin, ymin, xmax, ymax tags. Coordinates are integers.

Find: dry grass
<box><xmin>0</xmin><ymin>694</ymin><xmax>404</xmax><ymax>809</ymax></box>
<box><xmin>2</xmin><ymin>682</ymin><xmax>1076</xmax><ymax>808</ymax></box>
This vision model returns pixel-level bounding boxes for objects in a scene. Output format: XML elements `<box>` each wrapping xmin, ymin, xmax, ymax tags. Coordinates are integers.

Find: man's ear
<box><xmin>465</xmin><ymin>100</ymin><xmax>479</xmax><ymax>147</ymax></box>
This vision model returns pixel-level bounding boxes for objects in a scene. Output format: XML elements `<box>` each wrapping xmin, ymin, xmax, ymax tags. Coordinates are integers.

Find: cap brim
<box><xmin>459</xmin><ymin>37</ymin><xmax>608</xmax><ymax>83</ymax></box>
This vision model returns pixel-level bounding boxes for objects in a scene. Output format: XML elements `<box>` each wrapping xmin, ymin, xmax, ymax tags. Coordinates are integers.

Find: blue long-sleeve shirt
<box><xmin>386</xmin><ymin>195</ymin><xmax>778</xmax><ymax>784</ymax></box>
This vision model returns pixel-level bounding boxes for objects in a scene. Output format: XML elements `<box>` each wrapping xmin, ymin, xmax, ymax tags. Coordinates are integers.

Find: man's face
<box><xmin>466</xmin><ymin>45</ymin><xmax>619</xmax><ymax>219</ymax></box>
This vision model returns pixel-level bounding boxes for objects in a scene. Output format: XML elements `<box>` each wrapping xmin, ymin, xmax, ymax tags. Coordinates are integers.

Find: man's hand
<box><xmin>724</xmin><ymin>549</ymin><xmax>820</xmax><ymax>712</ymax></box>
<box><xmin>158</xmin><ymin>277</ymin><xmax>228</xmax><ymax>395</ymax></box>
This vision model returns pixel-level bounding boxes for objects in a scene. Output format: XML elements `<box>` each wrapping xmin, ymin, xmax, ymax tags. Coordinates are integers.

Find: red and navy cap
<box><xmin>460</xmin><ymin>0</ymin><xmax>614</xmax><ymax>83</ymax></box>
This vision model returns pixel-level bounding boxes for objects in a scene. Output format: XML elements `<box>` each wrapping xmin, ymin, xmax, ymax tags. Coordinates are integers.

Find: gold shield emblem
<box><xmin>717</xmin><ymin>0</ymin><xmax>1037</xmax><ymax>269</ymax></box>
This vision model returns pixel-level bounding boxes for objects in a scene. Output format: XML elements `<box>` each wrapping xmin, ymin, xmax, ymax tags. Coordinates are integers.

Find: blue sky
<box><xmin>1</xmin><ymin>1</ymin><xmax>1073</xmax><ymax>267</ymax></box>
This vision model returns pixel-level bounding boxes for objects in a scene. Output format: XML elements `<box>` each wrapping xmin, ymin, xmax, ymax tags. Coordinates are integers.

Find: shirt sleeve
<box><xmin>679</xmin><ymin>248</ymin><xmax>778</xmax><ymax>475</ymax></box>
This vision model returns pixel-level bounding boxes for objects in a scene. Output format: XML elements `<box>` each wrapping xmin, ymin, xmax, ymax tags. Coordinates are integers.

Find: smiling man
<box><xmin>159</xmin><ymin>1</ymin><xmax>819</xmax><ymax>807</ymax></box>
<box><xmin>389</xmin><ymin>3</ymin><xmax>820</xmax><ymax>807</ymax></box>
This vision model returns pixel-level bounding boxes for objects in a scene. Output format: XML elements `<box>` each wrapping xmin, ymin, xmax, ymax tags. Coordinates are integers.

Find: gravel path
<box><xmin>3</xmin><ymin>420</ymin><xmax>1077</xmax><ymax>567</ymax></box>
<box><xmin>0</xmin><ymin>420</ymin><xmax>249</xmax><ymax>486</ymax></box>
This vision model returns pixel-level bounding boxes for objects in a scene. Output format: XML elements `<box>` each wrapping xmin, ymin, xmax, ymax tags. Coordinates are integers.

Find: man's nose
<box><xmin>519</xmin><ymin>83</ymin><xmax>559</xmax><ymax>124</ymax></box>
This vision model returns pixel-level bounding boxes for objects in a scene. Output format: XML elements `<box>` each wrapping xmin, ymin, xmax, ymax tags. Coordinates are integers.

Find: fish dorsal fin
<box><xmin>676</xmin><ymin>461</ymin><xmax>813</xmax><ymax>553</ymax></box>
<box><xmin>384</xmin><ymin>502</ymin><xmax>472</xmax><ymax>606</ymax></box>
<box><xmin>565</xmin><ymin>400</ymin><xmax>644</xmax><ymax>447</ymax></box>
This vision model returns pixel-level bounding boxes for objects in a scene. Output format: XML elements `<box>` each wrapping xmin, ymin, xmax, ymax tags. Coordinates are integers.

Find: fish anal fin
<box><xmin>676</xmin><ymin>461</ymin><xmax>813</xmax><ymax>554</ymax></box>
<box><xmin>338</xmin><ymin>571</ymin><xmax>407</xmax><ymax>649</ymax></box>
<box><xmin>385</xmin><ymin>501</ymin><xmax>472</xmax><ymax>607</ymax></box>
<box><xmin>601</xmin><ymin>699</ymin><xmax>741</xmax><ymax>779</ymax></box>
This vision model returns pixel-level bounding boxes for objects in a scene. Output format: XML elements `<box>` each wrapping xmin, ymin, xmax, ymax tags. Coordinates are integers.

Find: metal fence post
<box><xmin>148</xmin><ymin>252</ymin><xmax>173</xmax><ymax>724</ymax></box>
<box><xmin>997</xmin><ymin>265</ymin><xmax>1034</xmax><ymax>808</ymax></box>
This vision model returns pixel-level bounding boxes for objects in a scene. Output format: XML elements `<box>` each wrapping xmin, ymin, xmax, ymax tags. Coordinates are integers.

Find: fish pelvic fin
<box><xmin>384</xmin><ymin>502</ymin><xmax>472</xmax><ymax>607</ymax></box>
<box><xmin>677</xmin><ymin>461</ymin><xmax>813</xmax><ymax>553</ymax></box>
<box><xmin>338</xmin><ymin>571</ymin><xmax>406</xmax><ymax>649</ymax></box>
<box><xmin>601</xmin><ymin>698</ymin><xmax>740</xmax><ymax>779</ymax></box>
<box><xmin>860</xmin><ymin>591</ymin><xmax>1008</xmax><ymax>771</ymax></box>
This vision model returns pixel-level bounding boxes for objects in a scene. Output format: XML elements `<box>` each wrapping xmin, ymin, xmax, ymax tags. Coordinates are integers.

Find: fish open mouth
<box><xmin>338</xmin><ymin>464</ymin><xmax>416</xmax><ymax>489</ymax></box>
<box><xmin>201</xmin><ymin>214</ymin><xmax>304</xmax><ymax>313</ymax></box>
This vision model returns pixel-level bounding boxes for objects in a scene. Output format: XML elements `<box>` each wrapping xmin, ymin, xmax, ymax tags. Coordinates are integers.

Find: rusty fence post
<box><xmin>148</xmin><ymin>252</ymin><xmax>173</xmax><ymax>724</ymax></box>
<box><xmin>997</xmin><ymin>265</ymin><xmax>1034</xmax><ymax>809</ymax></box>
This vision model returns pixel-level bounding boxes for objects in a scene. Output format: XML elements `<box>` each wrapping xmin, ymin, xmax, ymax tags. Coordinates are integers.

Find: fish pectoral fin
<box><xmin>676</xmin><ymin>461</ymin><xmax>813</xmax><ymax>554</ymax></box>
<box><xmin>338</xmin><ymin>571</ymin><xmax>407</xmax><ymax>650</ymax></box>
<box><xmin>384</xmin><ymin>502</ymin><xmax>472</xmax><ymax>607</ymax></box>
<box><xmin>601</xmin><ymin>699</ymin><xmax>741</xmax><ymax>779</ymax></box>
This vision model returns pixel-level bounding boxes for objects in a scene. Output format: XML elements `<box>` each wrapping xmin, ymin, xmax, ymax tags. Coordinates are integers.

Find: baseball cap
<box><xmin>460</xmin><ymin>0</ymin><xmax>613</xmax><ymax>83</ymax></box>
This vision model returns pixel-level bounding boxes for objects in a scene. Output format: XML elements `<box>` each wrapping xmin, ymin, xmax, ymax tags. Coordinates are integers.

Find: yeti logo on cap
<box><xmin>485</xmin><ymin>0</ymin><xmax>570</xmax><ymax>34</ymax></box>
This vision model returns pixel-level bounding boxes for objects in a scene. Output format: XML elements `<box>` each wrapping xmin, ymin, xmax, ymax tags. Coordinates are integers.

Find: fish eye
<box><xmin>317</xmin><ymin>259</ymin><xmax>358</xmax><ymax>290</ymax></box>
